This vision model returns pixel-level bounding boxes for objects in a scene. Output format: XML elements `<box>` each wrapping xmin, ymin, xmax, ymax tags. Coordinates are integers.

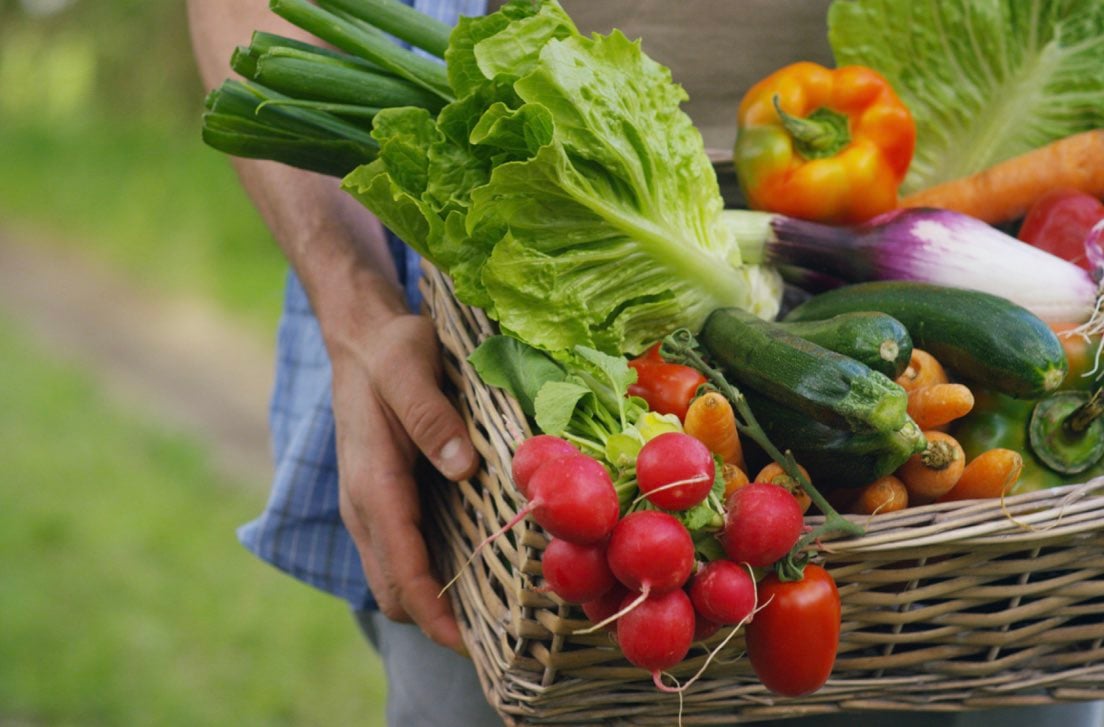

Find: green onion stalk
<box><xmin>201</xmin><ymin>0</ymin><xmax>455</xmax><ymax>176</ymax></box>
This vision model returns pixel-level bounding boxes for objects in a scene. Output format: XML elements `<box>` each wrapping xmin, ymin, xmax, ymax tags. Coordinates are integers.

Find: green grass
<box><xmin>0</xmin><ymin>313</ymin><xmax>386</xmax><ymax>727</ymax></box>
<box><xmin>0</xmin><ymin>117</ymin><xmax>288</xmax><ymax>333</ymax></box>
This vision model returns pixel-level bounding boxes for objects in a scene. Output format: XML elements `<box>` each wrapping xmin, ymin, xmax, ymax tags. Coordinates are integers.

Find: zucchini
<box><xmin>783</xmin><ymin>282</ymin><xmax>1068</xmax><ymax>399</ymax></box>
<box><xmin>699</xmin><ymin>307</ymin><xmax>909</xmax><ymax>433</ymax></box>
<box><xmin>744</xmin><ymin>391</ymin><xmax>927</xmax><ymax>488</ymax></box>
<box><xmin>778</xmin><ymin>312</ymin><xmax>913</xmax><ymax>380</ymax></box>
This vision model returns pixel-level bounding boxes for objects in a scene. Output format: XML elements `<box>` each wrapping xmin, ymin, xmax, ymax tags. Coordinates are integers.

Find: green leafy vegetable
<box><xmin>828</xmin><ymin>0</ymin><xmax>1104</xmax><ymax>194</ymax></box>
<box><xmin>534</xmin><ymin>381</ymin><xmax>603</xmax><ymax>440</ymax></box>
<box><xmin>344</xmin><ymin>0</ymin><xmax>782</xmax><ymax>356</ymax></box>
<box><xmin>467</xmin><ymin>336</ymin><xmax>647</xmax><ymax>457</ymax></box>
<box><xmin>466</xmin><ymin>334</ymin><xmax>565</xmax><ymax>418</ymax></box>
<box><xmin>672</xmin><ymin>456</ymin><xmax>726</xmax><ymax>533</ymax></box>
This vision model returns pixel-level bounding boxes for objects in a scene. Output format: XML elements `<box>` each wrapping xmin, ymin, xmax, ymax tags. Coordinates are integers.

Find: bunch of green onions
<box><xmin>202</xmin><ymin>0</ymin><xmax>454</xmax><ymax>176</ymax></box>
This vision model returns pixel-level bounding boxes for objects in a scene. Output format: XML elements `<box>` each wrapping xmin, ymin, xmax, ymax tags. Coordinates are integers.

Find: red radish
<box><xmin>525</xmin><ymin>454</ymin><xmax>620</xmax><ymax>544</ymax></box>
<box><xmin>440</xmin><ymin>453</ymin><xmax>620</xmax><ymax>598</ymax></box>
<box><xmin>723</xmin><ymin>482</ymin><xmax>804</xmax><ymax>567</ymax></box>
<box><xmin>582</xmin><ymin>582</ymin><xmax>630</xmax><ymax>633</ymax></box>
<box><xmin>511</xmin><ymin>435</ymin><xmax>580</xmax><ymax>497</ymax></box>
<box><xmin>541</xmin><ymin>537</ymin><xmax>616</xmax><ymax>604</ymax></box>
<box><xmin>607</xmin><ymin>511</ymin><xmax>695</xmax><ymax>596</ymax></box>
<box><xmin>693</xmin><ymin>611</ymin><xmax>721</xmax><ymax>641</ymax></box>
<box><xmin>616</xmin><ymin>588</ymin><xmax>696</xmax><ymax>686</ymax></box>
<box><xmin>635</xmin><ymin>432</ymin><xmax>716</xmax><ymax>511</ymax></box>
<box><xmin>689</xmin><ymin>559</ymin><xmax>756</xmax><ymax>625</ymax></box>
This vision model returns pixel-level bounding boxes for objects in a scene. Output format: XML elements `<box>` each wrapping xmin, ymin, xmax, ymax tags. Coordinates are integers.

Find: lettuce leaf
<box><xmin>343</xmin><ymin>0</ymin><xmax>781</xmax><ymax>356</ymax></box>
<box><xmin>828</xmin><ymin>0</ymin><xmax>1104</xmax><ymax>194</ymax></box>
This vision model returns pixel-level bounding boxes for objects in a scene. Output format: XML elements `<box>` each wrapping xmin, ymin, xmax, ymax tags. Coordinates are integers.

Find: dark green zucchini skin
<box><xmin>700</xmin><ymin>307</ymin><xmax>909</xmax><ymax>433</ymax></box>
<box><xmin>778</xmin><ymin>312</ymin><xmax>913</xmax><ymax>380</ymax></box>
<box><xmin>743</xmin><ymin>391</ymin><xmax>926</xmax><ymax>489</ymax></box>
<box><xmin>783</xmin><ymin>282</ymin><xmax>1068</xmax><ymax>399</ymax></box>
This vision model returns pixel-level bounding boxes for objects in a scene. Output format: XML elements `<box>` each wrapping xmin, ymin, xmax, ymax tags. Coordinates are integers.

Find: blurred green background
<box><xmin>0</xmin><ymin>0</ymin><xmax>387</xmax><ymax>724</ymax></box>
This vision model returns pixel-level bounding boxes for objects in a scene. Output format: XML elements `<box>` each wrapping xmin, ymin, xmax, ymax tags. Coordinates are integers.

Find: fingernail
<box><xmin>439</xmin><ymin>437</ymin><xmax>472</xmax><ymax>479</ymax></box>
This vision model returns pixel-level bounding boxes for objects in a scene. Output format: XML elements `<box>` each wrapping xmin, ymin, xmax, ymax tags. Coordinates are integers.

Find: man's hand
<box><xmin>330</xmin><ymin>310</ymin><xmax>478</xmax><ymax>652</ymax></box>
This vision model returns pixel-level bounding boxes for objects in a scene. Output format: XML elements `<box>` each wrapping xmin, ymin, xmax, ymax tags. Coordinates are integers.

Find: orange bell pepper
<box><xmin>734</xmin><ymin>62</ymin><xmax>915</xmax><ymax>225</ymax></box>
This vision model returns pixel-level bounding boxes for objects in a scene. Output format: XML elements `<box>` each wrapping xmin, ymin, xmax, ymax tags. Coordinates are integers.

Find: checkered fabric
<box><xmin>237</xmin><ymin>0</ymin><xmax>488</xmax><ymax>610</ymax></box>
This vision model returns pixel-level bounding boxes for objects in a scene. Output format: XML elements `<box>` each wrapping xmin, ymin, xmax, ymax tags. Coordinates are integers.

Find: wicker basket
<box><xmin>420</xmin><ymin>262</ymin><xmax>1104</xmax><ymax>725</ymax></box>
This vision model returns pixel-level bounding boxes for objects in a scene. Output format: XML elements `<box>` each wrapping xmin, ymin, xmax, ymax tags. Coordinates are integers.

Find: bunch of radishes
<box><xmin>512</xmin><ymin>431</ymin><xmax>808</xmax><ymax>689</ymax></box>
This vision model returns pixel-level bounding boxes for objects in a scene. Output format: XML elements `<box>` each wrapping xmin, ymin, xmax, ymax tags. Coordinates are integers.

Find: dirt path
<box><xmin>0</xmin><ymin>227</ymin><xmax>277</xmax><ymax>488</ymax></box>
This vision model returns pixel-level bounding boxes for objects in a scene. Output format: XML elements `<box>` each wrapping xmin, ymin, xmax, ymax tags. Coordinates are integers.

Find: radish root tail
<box><xmin>438</xmin><ymin>502</ymin><xmax>535</xmax><ymax>598</ymax></box>
<box><xmin>654</xmin><ymin>565</ymin><xmax>767</xmax><ymax>695</ymax></box>
<box><xmin>572</xmin><ymin>586</ymin><xmax>650</xmax><ymax>635</ymax></box>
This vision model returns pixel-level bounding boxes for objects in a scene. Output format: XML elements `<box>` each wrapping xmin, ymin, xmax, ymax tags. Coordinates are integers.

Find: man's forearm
<box><xmin>185</xmin><ymin>0</ymin><xmax>408</xmax><ymax>334</ymax></box>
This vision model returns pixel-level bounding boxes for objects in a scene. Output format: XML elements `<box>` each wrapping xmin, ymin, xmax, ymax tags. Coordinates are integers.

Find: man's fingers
<box><xmin>350</xmin><ymin>465</ymin><xmax>463</xmax><ymax>651</ymax></box>
<box><xmin>339</xmin><ymin>485</ymin><xmax>410</xmax><ymax>623</ymax></box>
<box><xmin>382</xmin><ymin>317</ymin><xmax>479</xmax><ymax>482</ymax></box>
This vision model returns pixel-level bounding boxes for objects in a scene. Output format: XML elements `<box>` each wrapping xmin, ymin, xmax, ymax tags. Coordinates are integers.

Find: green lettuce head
<box><xmin>343</xmin><ymin>0</ymin><xmax>781</xmax><ymax>356</ymax></box>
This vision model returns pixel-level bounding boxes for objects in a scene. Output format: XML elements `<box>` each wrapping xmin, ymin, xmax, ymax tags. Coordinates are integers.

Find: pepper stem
<box><xmin>1066</xmin><ymin>387</ymin><xmax>1104</xmax><ymax>434</ymax></box>
<box><xmin>772</xmin><ymin>95</ymin><xmax>850</xmax><ymax>160</ymax></box>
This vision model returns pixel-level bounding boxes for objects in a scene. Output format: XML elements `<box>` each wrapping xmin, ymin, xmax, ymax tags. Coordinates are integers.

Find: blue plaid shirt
<box><xmin>238</xmin><ymin>0</ymin><xmax>487</xmax><ymax>611</ymax></box>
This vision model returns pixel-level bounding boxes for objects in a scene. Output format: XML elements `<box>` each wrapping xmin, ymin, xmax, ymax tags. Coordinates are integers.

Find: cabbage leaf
<box><xmin>828</xmin><ymin>0</ymin><xmax>1104</xmax><ymax>194</ymax></box>
<box><xmin>343</xmin><ymin>0</ymin><xmax>781</xmax><ymax>356</ymax></box>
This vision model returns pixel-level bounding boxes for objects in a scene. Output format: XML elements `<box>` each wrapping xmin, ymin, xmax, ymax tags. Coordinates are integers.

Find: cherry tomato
<box><xmin>745</xmin><ymin>563</ymin><xmax>840</xmax><ymax>697</ymax></box>
<box><xmin>1018</xmin><ymin>188</ymin><xmax>1104</xmax><ymax>273</ymax></box>
<box><xmin>627</xmin><ymin>344</ymin><xmax>707</xmax><ymax>421</ymax></box>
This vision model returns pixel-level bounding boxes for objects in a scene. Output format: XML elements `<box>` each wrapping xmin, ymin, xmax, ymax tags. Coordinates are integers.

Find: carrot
<box><xmin>755</xmin><ymin>462</ymin><xmax>812</xmax><ymax>514</ymax></box>
<box><xmin>852</xmin><ymin>475</ymin><xmax>908</xmax><ymax>515</ymax></box>
<box><xmin>895</xmin><ymin>348</ymin><xmax>948</xmax><ymax>394</ymax></box>
<box><xmin>907</xmin><ymin>383</ymin><xmax>975</xmax><ymax>431</ymax></box>
<box><xmin>721</xmin><ymin>463</ymin><xmax>750</xmax><ymax>501</ymax></box>
<box><xmin>937</xmin><ymin>448</ymin><xmax>1024</xmax><ymax>502</ymax></box>
<box><xmin>895</xmin><ymin>430</ymin><xmax>966</xmax><ymax>503</ymax></box>
<box><xmin>684</xmin><ymin>391</ymin><xmax>744</xmax><ymax>469</ymax></box>
<box><xmin>899</xmin><ymin>130</ymin><xmax>1104</xmax><ymax>224</ymax></box>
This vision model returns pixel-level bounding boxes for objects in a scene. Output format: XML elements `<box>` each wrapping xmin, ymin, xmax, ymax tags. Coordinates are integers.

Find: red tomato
<box><xmin>745</xmin><ymin>564</ymin><xmax>840</xmax><ymax>697</ymax></box>
<box><xmin>627</xmin><ymin>344</ymin><xmax>706</xmax><ymax>421</ymax></box>
<box><xmin>1018</xmin><ymin>188</ymin><xmax>1104</xmax><ymax>273</ymax></box>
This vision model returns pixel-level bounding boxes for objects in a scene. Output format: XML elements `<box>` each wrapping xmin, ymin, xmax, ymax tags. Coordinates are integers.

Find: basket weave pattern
<box><xmin>421</xmin><ymin>263</ymin><xmax>1104</xmax><ymax>725</ymax></box>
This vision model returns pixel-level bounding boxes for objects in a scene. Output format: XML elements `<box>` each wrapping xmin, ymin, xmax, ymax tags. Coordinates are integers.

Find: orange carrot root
<box><xmin>754</xmin><ymin>462</ymin><xmax>812</xmax><ymax>514</ymax></box>
<box><xmin>900</xmin><ymin>130</ymin><xmax>1104</xmax><ymax>223</ymax></box>
<box><xmin>896</xmin><ymin>431</ymin><xmax>966</xmax><ymax>503</ymax></box>
<box><xmin>721</xmin><ymin>463</ymin><xmax>750</xmax><ymax>501</ymax></box>
<box><xmin>684</xmin><ymin>391</ymin><xmax>745</xmax><ymax>469</ymax></box>
<box><xmin>895</xmin><ymin>348</ymin><xmax>949</xmax><ymax>394</ymax></box>
<box><xmin>852</xmin><ymin>475</ymin><xmax>909</xmax><ymax>515</ymax></box>
<box><xmin>907</xmin><ymin>382</ymin><xmax>975</xmax><ymax>430</ymax></box>
<box><xmin>937</xmin><ymin>448</ymin><xmax>1024</xmax><ymax>502</ymax></box>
